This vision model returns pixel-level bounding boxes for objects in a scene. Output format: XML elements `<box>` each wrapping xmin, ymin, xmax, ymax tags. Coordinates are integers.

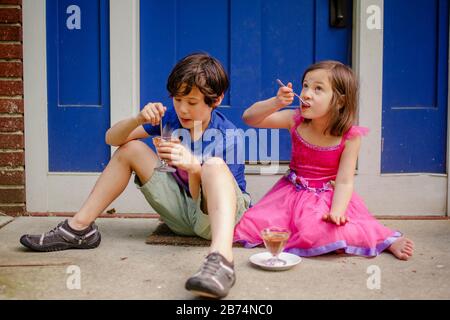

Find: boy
<box><xmin>20</xmin><ymin>53</ymin><xmax>251</xmax><ymax>299</ymax></box>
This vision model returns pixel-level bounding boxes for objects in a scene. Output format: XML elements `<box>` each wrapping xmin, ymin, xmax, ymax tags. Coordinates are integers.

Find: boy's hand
<box><xmin>322</xmin><ymin>212</ymin><xmax>349</xmax><ymax>226</ymax></box>
<box><xmin>136</xmin><ymin>102</ymin><xmax>167</xmax><ymax>126</ymax></box>
<box><xmin>275</xmin><ymin>82</ymin><xmax>295</xmax><ymax>108</ymax></box>
<box><xmin>156</xmin><ymin>140</ymin><xmax>201</xmax><ymax>173</ymax></box>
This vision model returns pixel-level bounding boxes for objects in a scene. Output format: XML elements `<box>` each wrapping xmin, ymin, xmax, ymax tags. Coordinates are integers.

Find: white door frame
<box><xmin>23</xmin><ymin>0</ymin><xmax>448</xmax><ymax>215</ymax></box>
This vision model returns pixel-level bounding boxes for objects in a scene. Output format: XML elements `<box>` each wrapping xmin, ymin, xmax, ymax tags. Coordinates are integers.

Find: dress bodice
<box><xmin>289</xmin><ymin>109</ymin><xmax>368</xmax><ymax>188</ymax></box>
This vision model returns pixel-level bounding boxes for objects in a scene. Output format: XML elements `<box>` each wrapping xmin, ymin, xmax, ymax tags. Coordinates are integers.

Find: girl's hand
<box><xmin>322</xmin><ymin>212</ymin><xmax>349</xmax><ymax>226</ymax></box>
<box><xmin>275</xmin><ymin>82</ymin><xmax>295</xmax><ymax>108</ymax></box>
<box><xmin>135</xmin><ymin>102</ymin><xmax>167</xmax><ymax>126</ymax></box>
<box><xmin>156</xmin><ymin>140</ymin><xmax>200</xmax><ymax>173</ymax></box>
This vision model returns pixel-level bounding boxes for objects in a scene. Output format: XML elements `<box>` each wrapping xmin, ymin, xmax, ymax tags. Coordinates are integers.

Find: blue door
<box><xmin>382</xmin><ymin>0</ymin><xmax>449</xmax><ymax>173</ymax></box>
<box><xmin>46</xmin><ymin>0</ymin><xmax>110</xmax><ymax>172</ymax></box>
<box><xmin>140</xmin><ymin>0</ymin><xmax>352</xmax><ymax>162</ymax></box>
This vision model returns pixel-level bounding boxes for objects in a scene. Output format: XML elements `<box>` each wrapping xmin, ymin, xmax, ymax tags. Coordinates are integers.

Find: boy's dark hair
<box><xmin>167</xmin><ymin>52</ymin><xmax>229</xmax><ymax>108</ymax></box>
<box><xmin>301</xmin><ymin>60</ymin><xmax>358</xmax><ymax>136</ymax></box>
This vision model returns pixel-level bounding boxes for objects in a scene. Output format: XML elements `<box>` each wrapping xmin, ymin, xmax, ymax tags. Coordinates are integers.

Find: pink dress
<box><xmin>234</xmin><ymin>110</ymin><xmax>401</xmax><ymax>257</ymax></box>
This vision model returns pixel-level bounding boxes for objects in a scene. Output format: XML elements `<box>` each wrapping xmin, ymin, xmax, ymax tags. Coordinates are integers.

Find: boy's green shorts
<box><xmin>134</xmin><ymin>171</ymin><xmax>251</xmax><ymax>240</ymax></box>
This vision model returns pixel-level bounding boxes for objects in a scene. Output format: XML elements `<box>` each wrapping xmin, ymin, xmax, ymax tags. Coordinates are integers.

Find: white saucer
<box><xmin>249</xmin><ymin>252</ymin><xmax>302</xmax><ymax>271</ymax></box>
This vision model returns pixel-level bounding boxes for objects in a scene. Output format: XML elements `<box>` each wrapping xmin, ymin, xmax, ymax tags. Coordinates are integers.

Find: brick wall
<box><xmin>0</xmin><ymin>0</ymin><xmax>24</xmax><ymax>216</ymax></box>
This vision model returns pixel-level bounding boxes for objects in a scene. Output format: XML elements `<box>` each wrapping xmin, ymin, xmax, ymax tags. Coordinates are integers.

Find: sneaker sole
<box><xmin>187</xmin><ymin>289</ymin><xmax>221</xmax><ymax>299</ymax></box>
<box><xmin>20</xmin><ymin>234</ymin><xmax>101</xmax><ymax>252</ymax></box>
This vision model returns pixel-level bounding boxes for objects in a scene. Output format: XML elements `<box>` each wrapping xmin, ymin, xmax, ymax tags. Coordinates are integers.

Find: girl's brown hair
<box><xmin>302</xmin><ymin>60</ymin><xmax>358</xmax><ymax>136</ymax></box>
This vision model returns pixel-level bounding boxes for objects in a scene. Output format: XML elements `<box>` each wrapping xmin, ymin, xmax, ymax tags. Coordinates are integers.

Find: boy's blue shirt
<box><xmin>142</xmin><ymin>107</ymin><xmax>248</xmax><ymax>195</ymax></box>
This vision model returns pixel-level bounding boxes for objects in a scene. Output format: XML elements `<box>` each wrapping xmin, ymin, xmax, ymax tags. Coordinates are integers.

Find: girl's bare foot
<box><xmin>387</xmin><ymin>237</ymin><xmax>414</xmax><ymax>260</ymax></box>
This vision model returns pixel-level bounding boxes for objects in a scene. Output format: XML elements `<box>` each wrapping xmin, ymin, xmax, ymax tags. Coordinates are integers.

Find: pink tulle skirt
<box><xmin>234</xmin><ymin>177</ymin><xmax>401</xmax><ymax>257</ymax></box>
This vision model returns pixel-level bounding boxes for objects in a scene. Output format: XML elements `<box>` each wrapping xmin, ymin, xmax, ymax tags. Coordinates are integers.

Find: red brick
<box><xmin>0</xmin><ymin>151</ymin><xmax>23</xmax><ymax>166</ymax></box>
<box><xmin>0</xmin><ymin>0</ymin><xmax>22</xmax><ymax>5</ymax></box>
<box><xmin>0</xmin><ymin>98</ymin><xmax>23</xmax><ymax>113</ymax></box>
<box><xmin>0</xmin><ymin>44</ymin><xmax>22</xmax><ymax>59</ymax></box>
<box><xmin>0</xmin><ymin>205</ymin><xmax>25</xmax><ymax>216</ymax></box>
<box><xmin>0</xmin><ymin>61</ymin><xmax>22</xmax><ymax>77</ymax></box>
<box><xmin>0</xmin><ymin>8</ymin><xmax>21</xmax><ymax>23</ymax></box>
<box><xmin>0</xmin><ymin>117</ymin><xmax>23</xmax><ymax>132</ymax></box>
<box><xmin>0</xmin><ymin>133</ymin><xmax>23</xmax><ymax>148</ymax></box>
<box><xmin>0</xmin><ymin>80</ymin><xmax>22</xmax><ymax>95</ymax></box>
<box><xmin>0</xmin><ymin>169</ymin><xmax>24</xmax><ymax>184</ymax></box>
<box><xmin>0</xmin><ymin>187</ymin><xmax>24</xmax><ymax>202</ymax></box>
<box><xmin>0</xmin><ymin>25</ymin><xmax>21</xmax><ymax>41</ymax></box>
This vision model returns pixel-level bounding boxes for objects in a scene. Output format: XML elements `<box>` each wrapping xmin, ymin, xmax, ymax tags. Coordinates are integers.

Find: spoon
<box><xmin>276</xmin><ymin>79</ymin><xmax>307</xmax><ymax>105</ymax></box>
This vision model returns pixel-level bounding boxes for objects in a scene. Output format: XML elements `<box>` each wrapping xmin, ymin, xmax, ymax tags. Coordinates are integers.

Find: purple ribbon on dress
<box><xmin>285</xmin><ymin>170</ymin><xmax>332</xmax><ymax>194</ymax></box>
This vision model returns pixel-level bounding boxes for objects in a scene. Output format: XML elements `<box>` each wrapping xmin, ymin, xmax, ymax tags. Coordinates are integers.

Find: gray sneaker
<box><xmin>185</xmin><ymin>252</ymin><xmax>236</xmax><ymax>299</ymax></box>
<box><xmin>20</xmin><ymin>219</ymin><xmax>101</xmax><ymax>252</ymax></box>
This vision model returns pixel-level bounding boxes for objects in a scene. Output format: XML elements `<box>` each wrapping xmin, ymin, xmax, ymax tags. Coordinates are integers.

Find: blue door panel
<box><xmin>382</xmin><ymin>0</ymin><xmax>448</xmax><ymax>173</ymax></box>
<box><xmin>315</xmin><ymin>0</ymin><xmax>353</xmax><ymax>63</ymax></box>
<box><xmin>57</xmin><ymin>2</ymin><xmax>102</xmax><ymax>106</ymax></box>
<box><xmin>140</xmin><ymin>0</ymin><xmax>230</xmax><ymax>107</ymax></box>
<box><xmin>140</xmin><ymin>0</ymin><xmax>352</xmax><ymax>162</ymax></box>
<box><xmin>47</xmin><ymin>0</ymin><xmax>110</xmax><ymax>172</ymax></box>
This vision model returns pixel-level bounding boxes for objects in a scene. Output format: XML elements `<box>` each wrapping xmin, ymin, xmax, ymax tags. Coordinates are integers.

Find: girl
<box><xmin>234</xmin><ymin>61</ymin><xmax>414</xmax><ymax>260</ymax></box>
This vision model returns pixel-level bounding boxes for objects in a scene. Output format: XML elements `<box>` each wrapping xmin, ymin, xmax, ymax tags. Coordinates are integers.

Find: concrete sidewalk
<box><xmin>0</xmin><ymin>216</ymin><xmax>449</xmax><ymax>299</ymax></box>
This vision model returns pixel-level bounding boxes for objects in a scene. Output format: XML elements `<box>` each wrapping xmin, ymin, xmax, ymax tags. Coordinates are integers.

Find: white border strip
<box><xmin>23</xmin><ymin>0</ymin><xmax>48</xmax><ymax>212</ymax></box>
<box><xmin>110</xmin><ymin>0</ymin><xmax>140</xmax><ymax>156</ymax></box>
<box><xmin>354</xmin><ymin>0</ymin><xmax>383</xmax><ymax>177</ymax></box>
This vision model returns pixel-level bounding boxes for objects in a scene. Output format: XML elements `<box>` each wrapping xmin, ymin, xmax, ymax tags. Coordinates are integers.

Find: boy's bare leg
<box><xmin>200</xmin><ymin>157</ymin><xmax>237</xmax><ymax>263</ymax></box>
<box><xmin>70</xmin><ymin>140</ymin><xmax>159</xmax><ymax>230</ymax></box>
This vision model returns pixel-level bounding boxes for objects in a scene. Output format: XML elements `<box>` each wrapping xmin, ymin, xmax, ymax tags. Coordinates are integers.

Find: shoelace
<box><xmin>201</xmin><ymin>255</ymin><xmax>222</xmax><ymax>276</ymax></box>
<box><xmin>43</xmin><ymin>222</ymin><xmax>64</xmax><ymax>238</ymax></box>
<box><xmin>39</xmin><ymin>222</ymin><xmax>64</xmax><ymax>245</ymax></box>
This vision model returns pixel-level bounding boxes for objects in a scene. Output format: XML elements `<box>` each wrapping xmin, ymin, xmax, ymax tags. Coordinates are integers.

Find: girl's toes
<box><xmin>399</xmin><ymin>252</ymin><xmax>409</xmax><ymax>260</ymax></box>
<box><xmin>402</xmin><ymin>248</ymin><xmax>413</xmax><ymax>258</ymax></box>
<box><xmin>394</xmin><ymin>252</ymin><xmax>407</xmax><ymax>260</ymax></box>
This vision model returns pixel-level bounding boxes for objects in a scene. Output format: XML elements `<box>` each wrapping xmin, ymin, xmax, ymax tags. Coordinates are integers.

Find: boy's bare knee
<box><xmin>201</xmin><ymin>157</ymin><xmax>230</xmax><ymax>180</ymax></box>
<box><xmin>114</xmin><ymin>140</ymin><xmax>149</xmax><ymax>161</ymax></box>
<box><xmin>112</xmin><ymin>140</ymin><xmax>158</xmax><ymax>184</ymax></box>
<box><xmin>121</xmin><ymin>139</ymin><xmax>146</xmax><ymax>150</ymax></box>
<box><xmin>203</xmin><ymin>157</ymin><xmax>226</xmax><ymax>167</ymax></box>
<box><xmin>202</xmin><ymin>157</ymin><xmax>226</xmax><ymax>172</ymax></box>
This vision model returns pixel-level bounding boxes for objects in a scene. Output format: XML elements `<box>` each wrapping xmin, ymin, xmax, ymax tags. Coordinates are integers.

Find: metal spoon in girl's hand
<box><xmin>276</xmin><ymin>79</ymin><xmax>307</xmax><ymax>106</ymax></box>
